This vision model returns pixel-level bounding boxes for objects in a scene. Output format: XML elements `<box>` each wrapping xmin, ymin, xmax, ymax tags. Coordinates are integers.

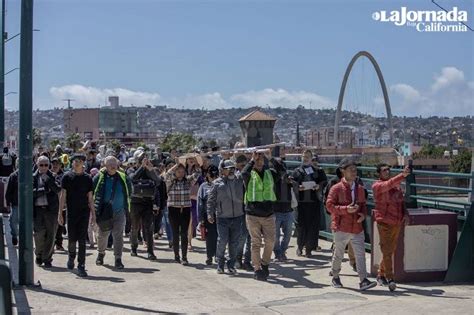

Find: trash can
<box><xmin>371</xmin><ymin>208</ymin><xmax>458</xmax><ymax>282</ymax></box>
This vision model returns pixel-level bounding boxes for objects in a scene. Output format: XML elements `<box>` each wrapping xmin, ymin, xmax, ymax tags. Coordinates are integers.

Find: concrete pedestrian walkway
<box><xmin>2</xmin><ymin>216</ymin><xmax>473</xmax><ymax>314</ymax></box>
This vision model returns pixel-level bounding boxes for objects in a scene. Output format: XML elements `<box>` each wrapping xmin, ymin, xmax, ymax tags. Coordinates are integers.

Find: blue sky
<box><xmin>4</xmin><ymin>0</ymin><xmax>474</xmax><ymax>116</ymax></box>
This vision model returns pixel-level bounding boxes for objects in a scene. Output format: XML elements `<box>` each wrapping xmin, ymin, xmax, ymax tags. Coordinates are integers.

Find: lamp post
<box><xmin>18</xmin><ymin>0</ymin><xmax>34</xmax><ymax>286</ymax></box>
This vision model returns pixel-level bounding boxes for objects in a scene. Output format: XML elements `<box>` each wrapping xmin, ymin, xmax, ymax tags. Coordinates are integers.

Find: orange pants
<box><xmin>377</xmin><ymin>222</ymin><xmax>401</xmax><ymax>280</ymax></box>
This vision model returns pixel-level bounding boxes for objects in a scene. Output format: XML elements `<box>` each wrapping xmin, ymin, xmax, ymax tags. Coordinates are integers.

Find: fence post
<box><xmin>405</xmin><ymin>169</ymin><xmax>418</xmax><ymax>209</ymax></box>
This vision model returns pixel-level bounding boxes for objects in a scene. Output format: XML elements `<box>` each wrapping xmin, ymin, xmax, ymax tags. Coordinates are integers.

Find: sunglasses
<box><xmin>38</xmin><ymin>164</ymin><xmax>49</xmax><ymax>167</ymax></box>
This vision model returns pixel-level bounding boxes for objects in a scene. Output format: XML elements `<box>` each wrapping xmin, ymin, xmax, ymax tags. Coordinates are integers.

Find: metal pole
<box><xmin>0</xmin><ymin>0</ymin><xmax>4</xmax><ymax>143</ymax></box>
<box><xmin>18</xmin><ymin>0</ymin><xmax>34</xmax><ymax>285</ymax></box>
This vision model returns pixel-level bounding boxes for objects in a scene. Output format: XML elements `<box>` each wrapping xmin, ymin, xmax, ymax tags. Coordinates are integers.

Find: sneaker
<box><xmin>305</xmin><ymin>250</ymin><xmax>312</xmax><ymax>258</ymax></box>
<box><xmin>206</xmin><ymin>258</ymin><xmax>213</xmax><ymax>266</ymax></box>
<box><xmin>228</xmin><ymin>266</ymin><xmax>237</xmax><ymax>275</ymax></box>
<box><xmin>243</xmin><ymin>261</ymin><xmax>254</xmax><ymax>272</ymax></box>
<box><xmin>254</xmin><ymin>269</ymin><xmax>267</xmax><ymax>281</ymax></box>
<box><xmin>55</xmin><ymin>244</ymin><xmax>64</xmax><ymax>251</ymax></box>
<box><xmin>77</xmin><ymin>265</ymin><xmax>88</xmax><ymax>278</ymax></box>
<box><xmin>174</xmin><ymin>256</ymin><xmax>181</xmax><ymax>263</ymax></box>
<box><xmin>217</xmin><ymin>266</ymin><xmax>225</xmax><ymax>274</ymax></box>
<box><xmin>67</xmin><ymin>259</ymin><xmax>75</xmax><ymax>270</ymax></box>
<box><xmin>168</xmin><ymin>242</ymin><xmax>173</xmax><ymax>249</ymax></box>
<box><xmin>181</xmin><ymin>258</ymin><xmax>189</xmax><ymax>266</ymax></box>
<box><xmin>281</xmin><ymin>253</ymin><xmax>288</xmax><ymax>261</ymax></box>
<box><xmin>115</xmin><ymin>259</ymin><xmax>124</xmax><ymax>270</ymax></box>
<box><xmin>359</xmin><ymin>278</ymin><xmax>377</xmax><ymax>291</ymax></box>
<box><xmin>261</xmin><ymin>264</ymin><xmax>270</xmax><ymax>278</ymax></box>
<box><xmin>131</xmin><ymin>248</ymin><xmax>138</xmax><ymax>257</ymax></box>
<box><xmin>154</xmin><ymin>233</ymin><xmax>160</xmax><ymax>240</ymax></box>
<box><xmin>329</xmin><ymin>270</ymin><xmax>333</xmax><ymax>277</ymax></box>
<box><xmin>89</xmin><ymin>244</ymin><xmax>95</xmax><ymax>249</ymax></box>
<box><xmin>35</xmin><ymin>257</ymin><xmax>43</xmax><ymax>266</ymax></box>
<box><xmin>12</xmin><ymin>237</ymin><xmax>18</xmax><ymax>246</ymax></box>
<box><xmin>316</xmin><ymin>246</ymin><xmax>322</xmax><ymax>251</ymax></box>
<box><xmin>296</xmin><ymin>247</ymin><xmax>303</xmax><ymax>257</ymax></box>
<box><xmin>96</xmin><ymin>253</ymin><xmax>105</xmax><ymax>266</ymax></box>
<box><xmin>388</xmin><ymin>279</ymin><xmax>397</xmax><ymax>292</ymax></box>
<box><xmin>43</xmin><ymin>261</ymin><xmax>52</xmax><ymax>268</ymax></box>
<box><xmin>332</xmin><ymin>277</ymin><xmax>343</xmax><ymax>288</ymax></box>
<box><xmin>377</xmin><ymin>275</ymin><xmax>388</xmax><ymax>286</ymax></box>
<box><xmin>148</xmin><ymin>253</ymin><xmax>157</xmax><ymax>261</ymax></box>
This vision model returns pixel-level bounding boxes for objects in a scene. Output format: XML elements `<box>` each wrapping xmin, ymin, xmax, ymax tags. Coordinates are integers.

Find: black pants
<box><xmin>204</xmin><ymin>220</ymin><xmax>217</xmax><ymax>260</ymax></box>
<box><xmin>168</xmin><ymin>207</ymin><xmax>190</xmax><ymax>259</ymax></box>
<box><xmin>55</xmin><ymin>210</ymin><xmax>66</xmax><ymax>246</ymax></box>
<box><xmin>296</xmin><ymin>202</ymin><xmax>321</xmax><ymax>252</ymax></box>
<box><xmin>67</xmin><ymin>214</ymin><xmax>89</xmax><ymax>266</ymax></box>
<box><xmin>33</xmin><ymin>207</ymin><xmax>58</xmax><ymax>263</ymax></box>
<box><xmin>130</xmin><ymin>199</ymin><xmax>155</xmax><ymax>254</ymax></box>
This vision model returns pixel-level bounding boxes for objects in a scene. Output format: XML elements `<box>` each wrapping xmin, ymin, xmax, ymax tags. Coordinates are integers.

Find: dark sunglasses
<box><xmin>38</xmin><ymin>164</ymin><xmax>49</xmax><ymax>167</ymax></box>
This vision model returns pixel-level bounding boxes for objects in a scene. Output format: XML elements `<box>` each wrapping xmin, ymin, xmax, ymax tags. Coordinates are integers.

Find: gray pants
<box><xmin>34</xmin><ymin>207</ymin><xmax>58</xmax><ymax>263</ymax></box>
<box><xmin>331</xmin><ymin>231</ymin><xmax>367</xmax><ymax>282</ymax></box>
<box><xmin>98</xmin><ymin>211</ymin><xmax>126</xmax><ymax>259</ymax></box>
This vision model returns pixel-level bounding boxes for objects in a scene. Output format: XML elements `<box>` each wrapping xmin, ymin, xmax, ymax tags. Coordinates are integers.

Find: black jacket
<box><xmin>154</xmin><ymin>175</ymin><xmax>168</xmax><ymax>210</ymax></box>
<box><xmin>242</xmin><ymin>158</ymin><xmax>286</xmax><ymax>217</ymax></box>
<box><xmin>33</xmin><ymin>170</ymin><xmax>61</xmax><ymax>212</ymax></box>
<box><xmin>272</xmin><ymin>159</ymin><xmax>295</xmax><ymax>213</ymax></box>
<box><xmin>5</xmin><ymin>170</ymin><xmax>19</xmax><ymax>207</ymax></box>
<box><xmin>130</xmin><ymin>166</ymin><xmax>161</xmax><ymax>203</ymax></box>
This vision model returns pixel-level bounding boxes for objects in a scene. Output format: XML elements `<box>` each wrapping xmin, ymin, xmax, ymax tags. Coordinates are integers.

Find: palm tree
<box><xmin>66</xmin><ymin>133</ymin><xmax>82</xmax><ymax>152</ymax></box>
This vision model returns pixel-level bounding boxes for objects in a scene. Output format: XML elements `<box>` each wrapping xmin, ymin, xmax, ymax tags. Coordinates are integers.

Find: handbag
<box><xmin>96</xmin><ymin>176</ymin><xmax>118</xmax><ymax>232</ymax></box>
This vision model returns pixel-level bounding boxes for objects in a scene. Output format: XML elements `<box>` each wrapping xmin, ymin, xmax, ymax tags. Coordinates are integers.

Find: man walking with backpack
<box><xmin>93</xmin><ymin>156</ymin><xmax>132</xmax><ymax>269</ymax></box>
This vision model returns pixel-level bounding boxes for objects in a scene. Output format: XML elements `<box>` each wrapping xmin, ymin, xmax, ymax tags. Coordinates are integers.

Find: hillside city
<box><xmin>5</xmin><ymin>105</ymin><xmax>472</xmax><ymax>149</ymax></box>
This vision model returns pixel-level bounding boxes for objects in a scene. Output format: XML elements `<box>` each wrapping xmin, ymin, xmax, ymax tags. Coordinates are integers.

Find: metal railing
<box><xmin>284</xmin><ymin>161</ymin><xmax>473</xmax><ymax>248</ymax></box>
<box><xmin>0</xmin><ymin>218</ymin><xmax>13</xmax><ymax>315</ymax></box>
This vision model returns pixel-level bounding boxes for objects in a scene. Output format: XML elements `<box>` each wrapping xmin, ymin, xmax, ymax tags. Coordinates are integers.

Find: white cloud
<box><xmin>431</xmin><ymin>67</ymin><xmax>465</xmax><ymax>91</ymax></box>
<box><xmin>230</xmin><ymin>88</ymin><xmax>333</xmax><ymax>109</ymax></box>
<box><xmin>390</xmin><ymin>66</ymin><xmax>473</xmax><ymax>117</ymax></box>
<box><xmin>167</xmin><ymin>92</ymin><xmax>230</xmax><ymax>110</ymax></box>
<box><xmin>49</xmin><ymin>84</ymin><xmax>161</xmax><ymax>107</ymax></box>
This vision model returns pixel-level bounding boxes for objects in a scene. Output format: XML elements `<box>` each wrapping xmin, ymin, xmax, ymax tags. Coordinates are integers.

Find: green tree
<box><xmin>413</xmin><ymin>144</ymin><xmax>447</xmax><ymax>159</ymax></box>
<box><xmin>50</xmin><ymin>138</ymin><xmax>62</xmax><ymax>150</ymax></box>
<box><xmin>33</xmin><ymin>128</ymin><xmax>42</xmax><ymax>147</ymax></box>
<box><xmin>66</xmin><ymin>133</ymin><xmax>82</xmax><ymax>152</ymax></box>
<box><xmin>161</xmin><ymin>133</ymin><xmax>197</xmax><ymax>153</ymax></box>
<box><xmin>450</xmin><ymin>149</ymin><xmax>472</xmax><ymax>174</ymax></box>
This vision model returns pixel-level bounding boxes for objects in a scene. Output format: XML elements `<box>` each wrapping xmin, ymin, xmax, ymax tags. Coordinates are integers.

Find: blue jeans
<box><xmin>216</xmin><ymin>215</ymin><xmax>244</xmax><ymax>269</ymax></box>
<box><xmin>273</xmin><ymin>211</ymin><xmax>294</xmax><ymax>258</ymax></box>
<box><xmin>9</xmin><ymin>205</ymin><xmax>19</xmax><ymax>238</ymax></box>
<box><xmin>237</xmin><ymin>216</ymin><xmax>251</xmax><ymax>264</ymax></box>
<box><xmin>162</xmin><ymin>206</ymin><xmax>173</xmax><ymax>242</ymax></box>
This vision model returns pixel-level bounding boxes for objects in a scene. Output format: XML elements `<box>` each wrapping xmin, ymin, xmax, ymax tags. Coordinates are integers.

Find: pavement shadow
<box><xmin>28</xmin><ymin>288</ymin><xmax>177</xmax><ymax>314</ymax></box>
<box><xmin>342</xmin><ymin>285</ymin><xmax>467</xmax><ymax>299</ymax></box>
<box><xmin>268</xmin><ymin>263</ymin><xmax>330</xmax><ymax>289</ymax></box>
<box><xmin>78</xmin><ymin>274</ymin><xmax>126</xmax><ymax>283</ymax></box>
<box><xmin>102</xmin><ymin>264</ymin><xmax>160</xmax><ymax>274</ymax></box>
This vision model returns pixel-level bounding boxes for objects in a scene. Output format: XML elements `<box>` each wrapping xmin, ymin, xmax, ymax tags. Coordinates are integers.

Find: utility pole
<box><xmin>63</xmin><ymin>98</ymin><xmax>74</xmax><ymax>134</ymax></box>
<box><xmin>0</xmin><ymin>0</ymin><xmax>5</xmax><ymax>143</ymax></box>
<box><xmin>18</xmin><ymin>0</ymin><xmax>34</xmax><ymax>285</ymax></box>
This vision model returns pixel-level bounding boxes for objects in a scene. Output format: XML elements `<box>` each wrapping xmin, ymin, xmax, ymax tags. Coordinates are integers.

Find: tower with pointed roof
<box><xmin>238</xmin><ymin>109</ymin><xmax>277</xmax><ymax>147</ymax></box>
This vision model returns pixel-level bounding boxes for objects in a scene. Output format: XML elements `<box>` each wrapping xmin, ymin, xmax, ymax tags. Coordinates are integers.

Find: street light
<box><xmin>4</xmin><ymin>29</ymin><xmax>39</xmax><ymax>43</ymax></box>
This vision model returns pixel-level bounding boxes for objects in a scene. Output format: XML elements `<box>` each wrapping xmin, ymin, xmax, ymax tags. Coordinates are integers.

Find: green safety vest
<box><xmin>94</xmin><ymin>170</ymin><xmax>131</xmax><ymax>211</ymax></box>
<box><xmin>245</xmin><ymin>169</ymin><xmax>277</xmax><ymax>204</ymax></box>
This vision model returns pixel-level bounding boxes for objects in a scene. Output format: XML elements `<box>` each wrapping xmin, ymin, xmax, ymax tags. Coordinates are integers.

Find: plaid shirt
<box><xmin>165</xmin><ymin>173</ymin><xmax>192</xmax><ymax>208</ymax></box>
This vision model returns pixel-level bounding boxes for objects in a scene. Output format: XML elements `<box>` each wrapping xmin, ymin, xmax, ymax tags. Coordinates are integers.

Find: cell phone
<box><xmin>408</xmin><ymin>159</ymin><xmax>413</xmax><ymax>174</ymax></box>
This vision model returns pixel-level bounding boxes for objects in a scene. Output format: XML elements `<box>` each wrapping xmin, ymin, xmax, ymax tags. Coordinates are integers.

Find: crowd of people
<box><xmin>2</xmin><ymin>140</ymin><xmax>410</xmax><ymax>292</ymax></box>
